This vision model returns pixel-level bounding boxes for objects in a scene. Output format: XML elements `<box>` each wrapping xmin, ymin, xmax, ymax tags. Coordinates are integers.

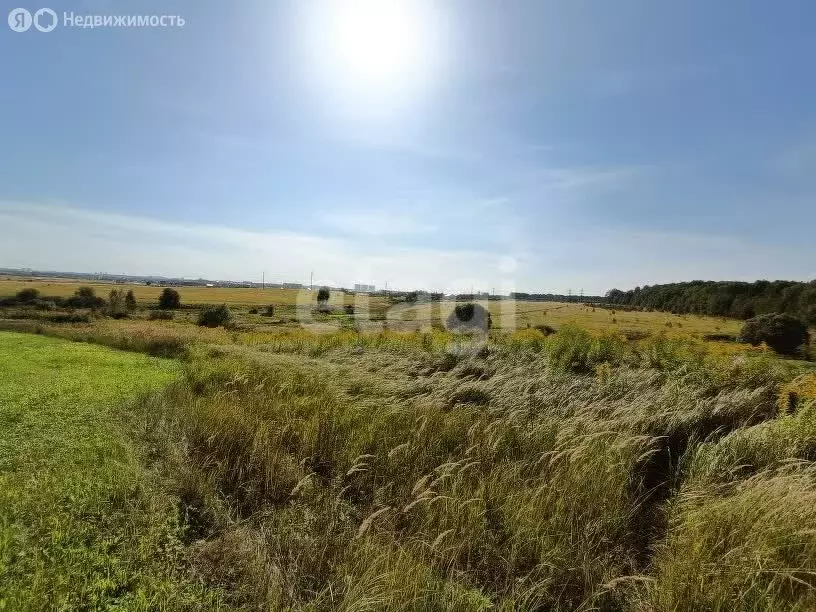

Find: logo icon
<box><xmin>8</xmin><ymin>8</ymin><xmax>32</xmax><ymax>32</ymax></box>
<box><xmin>33</xmin><ymin>8</ymin><xmax>57</xmax><ymax>32</ymax></box>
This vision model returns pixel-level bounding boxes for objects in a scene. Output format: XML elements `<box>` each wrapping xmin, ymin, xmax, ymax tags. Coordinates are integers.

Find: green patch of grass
<box><xmin>0</xmin><ymin>331</ymin><xmax>221</xmax><ymax>609</ymax></box>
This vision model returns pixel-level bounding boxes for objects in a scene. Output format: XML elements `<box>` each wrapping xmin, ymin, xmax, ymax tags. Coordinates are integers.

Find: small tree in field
<box><xmin>317</xmin><ymin>287</ymin><xmax>330</xmax><ymax>304</ymax></box>
<box><xmin>198</xmin><ymin>304</ymin><xmax>233</xmax><ymax>328</ymax></box>
<box><xmin>158</xmin><ymin>288</ymin><xmax>181</xmax><ymax>309</ymax></box>
<box><xmin>740</xmin><ymin>313</ymin><xmax>810</xmax><ymax>357</ymax></box>
<box><xmin>107</xmin><ymin>290</ymin><xmax>128</xmax><ymax>318</ymax></box>
<box><xmin>125</xmin><ymin>290</ymin><xmax>137</xmax><ymax>311</ymax></box>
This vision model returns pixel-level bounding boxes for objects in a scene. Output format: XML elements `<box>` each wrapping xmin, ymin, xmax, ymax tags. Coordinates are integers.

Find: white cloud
<box><xmin>318</xmin><ymin>209</ymin><xmax>438</xmax><ymax>235</ymax></box>
<box><xmin>1</xmin><ymin>201</ymin><xmax>812</xmax><ymax>296</ymax></box>
<box><xmin>0</xmin><ymin>201</ymin><xmax>517</xmax><ymax>292</ymax></box>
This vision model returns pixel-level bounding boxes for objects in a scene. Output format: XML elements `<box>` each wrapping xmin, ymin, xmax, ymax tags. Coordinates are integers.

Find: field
<box><xmin>2</xmin><ymin>279</ymin><xmax>816</xmax><ymax>610</ymax></box>
<box><xmin>0</xmin><ymin>332</ymin><xmax>225</xmax><ymax>608</ymax></box>
<box><xmin>0</xmin><ymin>277</ymin><xmax>743</xmax><ymax>338</ymax></box>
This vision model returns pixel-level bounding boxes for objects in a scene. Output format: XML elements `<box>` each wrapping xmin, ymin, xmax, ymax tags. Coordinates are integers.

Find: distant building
<box><xmin>282</xmin><ymin>282</ymin><xmax>303</xmax><ymax>289</ymax></box>
<box><xmin>354</xmin><ymin>283</ymin><xmax>376</xmax><ymax>293</ymax></box>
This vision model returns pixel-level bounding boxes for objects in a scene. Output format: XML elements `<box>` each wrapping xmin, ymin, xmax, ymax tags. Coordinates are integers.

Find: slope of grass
<box><xmin>0</xmin><ymin>332</ymin><xmax>221</xmax><ymax>610</ymax></box>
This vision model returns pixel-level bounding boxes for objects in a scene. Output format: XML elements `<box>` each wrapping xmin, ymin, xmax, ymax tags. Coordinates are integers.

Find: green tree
<box><xmin>158</xmin><ymin>288</ymin><xmax>181</xmax><ymax>309</ymax></box>
<box><xmin>15</xmin><ymin>288</ymin><xmax>40</xmax><ymax>303</ymax></box>
<box><xmin>125</xmin><ymin>290</ymin><xmax>137</xmax><ymax>311</ymax></box>
<box><xmin>740</xmin><ymin>313</ymin><xmax>810</xmax><ymax>357</ymax></box>
<box><xmin>317</xmin><ymin>287</ymin><xmax>330</xmax><ymax>304</ymax></box>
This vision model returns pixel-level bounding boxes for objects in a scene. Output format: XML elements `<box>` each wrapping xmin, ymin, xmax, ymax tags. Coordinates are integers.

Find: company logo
<box><xmin>7</xmin><ymin>8</ymin><xmax>31</xmax><ymax>32</ymax></box>
<box><xmin>33</xmin><ymin>8</ymin><xmax>57</xmax><ymax>32</ymax></box>
<box><xmin>7</xmin><ymin>7</ymin><xmax>57</xmax><ymax>32</ymax></box>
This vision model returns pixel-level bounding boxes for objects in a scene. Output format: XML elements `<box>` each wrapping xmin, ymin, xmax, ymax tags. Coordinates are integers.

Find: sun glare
<box><xmin>300</xmin><ymin>0</ymin><xmax>443</xmax><ymax>112</ymax></box>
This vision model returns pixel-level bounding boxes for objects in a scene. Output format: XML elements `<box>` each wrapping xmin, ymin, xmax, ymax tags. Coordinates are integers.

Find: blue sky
<box><xmin>1</xmin><ymin>0</ymin><xmax>815</xmax><ymax>293</ymax></box>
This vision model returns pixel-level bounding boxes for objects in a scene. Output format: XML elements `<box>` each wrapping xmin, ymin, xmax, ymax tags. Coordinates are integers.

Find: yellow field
<box><xmin>0</xmin><ymin>277</ymin><xmax>744</xmax><ymax>338</ymax></box>
<box><xmin>389</xmin><ymin>301</ymin><xmax>743</xmax><ymax>337</ymax></box>
<box><xmin>0</xmin><ymin>277</ymin><xmax>370</xmax><ymax>307</ymax></box>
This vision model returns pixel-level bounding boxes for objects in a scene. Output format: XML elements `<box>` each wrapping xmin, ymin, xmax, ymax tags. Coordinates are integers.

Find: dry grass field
<box><xmin>0</xmin><ymin>277</ymin><xmax>743</xmax><ymax>339</ymax></box>
<box><xmin>2</xmin><ymin>316</ymin><xmax>815</xmax><ymax>609</ymax></box>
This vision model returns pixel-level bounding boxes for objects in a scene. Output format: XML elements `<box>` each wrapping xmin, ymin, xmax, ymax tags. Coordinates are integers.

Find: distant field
<box><xmin>390</xmin><ymin>300</ymin><xmax>744</xmax><ymax>337</ymax></box>
<box><xmin>0</xmin><ymin>277</ymin><xmax>366</xmax><ymax>306</ymax></box>
<box><xmin>0</xmin><ymin>277</ymin><xmax>743</xmax><ymax>339</ymax></box>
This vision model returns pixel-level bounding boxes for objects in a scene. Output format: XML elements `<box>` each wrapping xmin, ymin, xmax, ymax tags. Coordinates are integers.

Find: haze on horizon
<box><xmin>2</xmin><ymin>0</ymin><xmax>815</xmax><ymax>294</ymax></box>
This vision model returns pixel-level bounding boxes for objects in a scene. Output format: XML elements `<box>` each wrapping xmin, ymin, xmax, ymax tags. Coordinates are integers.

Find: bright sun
<box><xmin>301</xmin><ymin>0</ymin><xmax>442</xmax><ymax>110</ymax></box>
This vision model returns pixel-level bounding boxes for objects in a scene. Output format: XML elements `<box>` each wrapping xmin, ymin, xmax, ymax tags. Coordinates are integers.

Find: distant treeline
<box><xmin>511</xmin><ymin>292</ymin><xmax>604</xmax><ymax>303</ymax></box>
<box><xmin>605</xmin><ymin>280</ymin><xmax>816</xmax><ymax>323</ymax></box>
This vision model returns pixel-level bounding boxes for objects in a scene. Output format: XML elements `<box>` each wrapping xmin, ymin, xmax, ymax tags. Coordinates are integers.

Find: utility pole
<box><xmin>262</xmin><ymin>272</ymin><xmax>265</xmax><ymax>290</ymax></box>
<box><xmin>310</xmin><ymin>271</ymin><xmax>313</xmax><ymax>291</ymax></box>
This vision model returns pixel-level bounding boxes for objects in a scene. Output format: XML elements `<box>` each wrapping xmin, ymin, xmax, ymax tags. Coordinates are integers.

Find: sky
<box><xmin>1</xmin><ymin>0</ymin><xmax>815</xmax><ymax>294</ymax></box>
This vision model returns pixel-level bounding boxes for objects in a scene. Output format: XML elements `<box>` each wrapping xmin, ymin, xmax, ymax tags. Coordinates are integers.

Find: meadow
<box><xmin>1</xmin><ymin>281</ymin><xmax>816</xmax><ymax>610</ymax></box>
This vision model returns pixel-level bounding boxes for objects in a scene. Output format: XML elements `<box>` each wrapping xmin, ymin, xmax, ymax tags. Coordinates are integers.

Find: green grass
<box><xmin>0</xmin><ymin>332</ymin><xmax>221</xmax><ymax>610</ymax></box>
<box><xmin>2</xmin><ymin>319</ymin><xmax>815</xmax><ymax>610</ymax></box>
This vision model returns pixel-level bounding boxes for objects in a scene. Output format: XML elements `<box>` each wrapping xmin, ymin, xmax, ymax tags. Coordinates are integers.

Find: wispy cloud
<box><xmin>318</xmin><ymin>209</ymin><xmax>438</xmax><ymax>236</ymax></box>
<box><xmin>0</xmin><ymin>201</ymin><xmax>518</xmax><ymax>292</ymax></box>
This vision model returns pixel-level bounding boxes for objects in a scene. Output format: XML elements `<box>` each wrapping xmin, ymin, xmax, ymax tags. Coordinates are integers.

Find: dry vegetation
<box><xmin>2</xmin><ymin>280</ymin><xmax>816</xmax><ymax>610</ymax></box>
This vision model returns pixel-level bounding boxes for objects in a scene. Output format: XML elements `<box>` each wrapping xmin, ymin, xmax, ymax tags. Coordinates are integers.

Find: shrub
<box><xmin>248</xmin><ymin>308</ymin><xmax>259</xmax><ymax>314</ymax></box>
<box><xmin>159</xmin><ymin>288</ymin><xmax>181</xmax><ymax>309</ymax></box>
<box><xmin>16</xmin><ymin>288</ymin><xmax>40</xmax><ymax>303</ymax></box>
<box><xmin>344</xmin><ymin>304</ymin><xmax>355</xmax><ymax>315</ymax></box>
<box><xmin>198</xmin><ymin>304</ymin><xmax>233</xmax><ymax>328</ymax></box>
<box><xmin>64</xmin><ymin>286</ymin><xmax>106</xmax><ymax>309</ymax></box>
<box><xmin>534</xmin><ymin>323</ymin><xmax>556</xmax><ymax>336</ymax></box>
<box><xmin>149</xmin><ymin>310</ymin><xmax>174</xmax><ymax>321</ymax></box>
<box><xmin>740</xmin><ymin>313</ymin><xmax>810</xmax><ymax>357</ymax></box>
<box><xmin>263</xmin><ymin>305</ymin><xmax>275</xmax><ymax>317</ymax></box>
<box><xmin>446</xmin><ymin>303</ymin><xmax>491</xmax><ymax>333</ymax></box>
<box><xmin>317</xmin><ymin>287</ymin><xmax>330</xmax><ymax>304</ymax></box>
<box><xmin>125</xmin><ymin>289</ymin><xmax>137</xmax><ymax>310</ymax></box>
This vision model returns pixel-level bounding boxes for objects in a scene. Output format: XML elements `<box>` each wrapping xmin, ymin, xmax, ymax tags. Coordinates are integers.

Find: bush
<box><xmin>317</xmin><ymin>287</ymin><xmax>330</xmax><ymax>304</ymax></box>
<box><xmin>446</xmin><ymin>303</ymin><xmax>491</xmax><ymax>333</ymax></box>
<box><xmin>149</xmin><ymin>310</ymin><xmax>175</xmax><ymax>321</ymax></box>
<box><xmin>64</xmin><ymin>286</ymin><xmax>106</xmax><ymax>309</ymax></box>
<box><xmin>16</xmin><ymin>288</ymin><xmax>40</xmax><ymax>303</ymax></box>
<box><xmin>158</xmin><ymin>288</ymin><xmax>181</xmax><ymax>309</ymax></box>
<box><xmin>125</xmin><ymin>290</ymin><xmax>137</xmax><ymax>310</ymax></box>
<box><xmin>534</xmin><ymin>323</ymin><xmax>556</xmax><ymax>336</ymax></box>
<box><xmin>263</xmin><ymin>305</ymin><xmax>275</xmax><ymax>317</ymax></box>
<box><xmin>740</xmin><ymin>313</ymin><xmax>810</xmax><ymax>357</ymax></box>
<box><xmin>198</xmin><ymin>304</ymin><xmax>233</xmax><ymax>328</ymax></box>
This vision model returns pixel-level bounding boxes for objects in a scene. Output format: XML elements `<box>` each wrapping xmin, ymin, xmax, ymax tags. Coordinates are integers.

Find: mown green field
<box><xmin>0</xmin><ymin>332</ymin><xmax>222</xmax><ymax>610</ymax></box>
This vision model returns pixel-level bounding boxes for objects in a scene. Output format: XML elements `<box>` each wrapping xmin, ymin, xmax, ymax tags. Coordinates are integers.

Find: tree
<box><xmin>317</xmin><ymin>287</ymin><xmax>330</xmax><ymax>304</ymax></box>
<box><xmin>107</xmin><ymin>290</ymin><xmax>128</xmax><ymax>319</ymax></box>
<box><xmin>125</xmin><ymin>290</ymin><xmax>137</xmax><ymax>311</ymax></box>
<box><xmin>158</xmin><ymin>288</ymin><xmax>181</xmax><ymax>309</ymax></box>
<box><xmin>446</xmin><ymin>303</ymin><xmax>492</xmax><ymax>333</ymax></box>
<box><xmin>405</xmin><ymin>291</ymin><xmax>418</xmax><ymax>303</ymax></box>
<box><xmin>740</xmin><ymin>313</ymin><xmax>810</xmax><ymax>357</ymax></box>
<box><xmin>66</xmin><ymin>286</ymin><xmax>105</xmax><ymax>309</ymax></box>
<box><xmin>198</xmin><ymin>304</ymin><xmax>233</xmax><ymax>328</ymax></box>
